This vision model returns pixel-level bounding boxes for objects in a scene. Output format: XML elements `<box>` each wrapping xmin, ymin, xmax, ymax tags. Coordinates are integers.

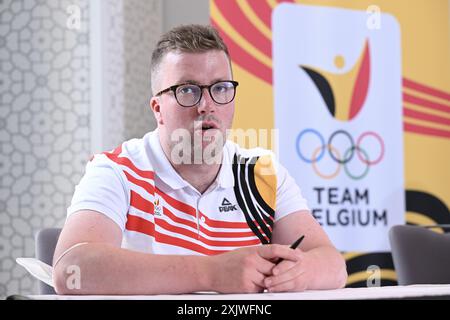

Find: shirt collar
<box><xmin>147</xmin><ymin>129</ymin><xmax>235</xmax><ymax>191</ymax></box>
<box><xmin>147</xmin><ymin>129</ymin><xmax>189</xmax><ymax>190</ymax></box>
<box><xmin>216</xmin><ymin>140</ymin><xmax>235</xmax><ymax>189</ymax></box>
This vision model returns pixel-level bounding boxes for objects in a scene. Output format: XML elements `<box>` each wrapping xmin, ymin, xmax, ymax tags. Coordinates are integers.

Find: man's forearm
<box><xmin>53</xmin><ymin>243</ymin><xmax>213</xmax><ymax>295</ymax></box>
<box><xmin>307</xmin><ymin>246</ymin><xmax>348</xmax><ymax>290</ymax></box>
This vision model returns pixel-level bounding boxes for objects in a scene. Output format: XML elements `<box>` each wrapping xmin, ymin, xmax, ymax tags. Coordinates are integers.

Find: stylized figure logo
<box><xmin>300</xmin><ymin>40</ymin><xmax>371</xmax><ymax>121</ymax></box>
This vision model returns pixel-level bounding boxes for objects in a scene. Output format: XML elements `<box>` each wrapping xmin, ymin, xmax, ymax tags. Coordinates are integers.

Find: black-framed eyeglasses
<box><xmin>155</xmin><ymin>80</ymin><xmax>239</xmax><ymax>108</ymax></box>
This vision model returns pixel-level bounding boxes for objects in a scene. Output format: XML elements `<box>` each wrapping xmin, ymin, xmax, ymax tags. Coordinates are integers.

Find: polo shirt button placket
<box><xmin>196</xmin><ymin>196</ymin><xmax>201</xmax><ymax>239</ymax></box>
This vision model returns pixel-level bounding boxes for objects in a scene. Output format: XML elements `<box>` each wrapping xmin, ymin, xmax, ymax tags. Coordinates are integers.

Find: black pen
<box><xmin>274</xmin><ymin>235</ymin><xmax>305</xmax><ymax>265</ymax></box>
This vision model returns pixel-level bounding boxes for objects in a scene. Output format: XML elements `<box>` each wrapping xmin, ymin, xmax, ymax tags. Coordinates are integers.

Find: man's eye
<box><xmin>213</xmin><ymin>84</ymin><xmax>228</xmax><ymax>93</ymax></box>
<box><xmin>178</xmin><ymin>86</ymin><xmax>197</xmax><ymax>95</ymax></box>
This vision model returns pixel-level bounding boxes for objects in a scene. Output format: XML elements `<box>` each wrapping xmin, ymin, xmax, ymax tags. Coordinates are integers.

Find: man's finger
<box><xmin>258</xmin><ymin>244</ymin><xmax>299</xmax><ymax>262</ymax></box>
<box><xmin>272</xmin><ymin>260</ymin><xmax>297</xmax><ymax>277</ymax></box>
<box><xmin>252</xmin><ymin>272</ymin><xmax>267</xmax><ymax>289</ymax></box>
<box><xmin>267</xmin><ymin>278</ymin><xmax>297</xmax><ymax>293</ymax></box>
<box><xmin>266</xmin><ymin>263</ymin><xmax>304</xmax><ymax>287</ymax></box>
<box><xmin>255</xmin><ymin>255</ymin><xmax>276</xmax><ymax>275</ymax></box>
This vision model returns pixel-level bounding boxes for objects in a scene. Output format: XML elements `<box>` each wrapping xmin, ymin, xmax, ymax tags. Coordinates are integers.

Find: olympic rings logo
<box><xmin>295</xmin><ymin>129</ymin><xmax>385</xmax><ymax>180</ymax></box>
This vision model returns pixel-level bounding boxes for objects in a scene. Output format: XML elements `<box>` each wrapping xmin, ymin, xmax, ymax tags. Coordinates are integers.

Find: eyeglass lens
<box><xmin>175</xmin><ymin>81</ymin><xmax>236</xmax><ymax>107</ymax></box>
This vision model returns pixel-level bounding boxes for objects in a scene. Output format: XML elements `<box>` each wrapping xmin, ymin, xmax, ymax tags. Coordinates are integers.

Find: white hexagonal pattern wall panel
<box><xmin>0</xmin><ymin>0</ymin><xmax>161</xmax><ymax>296</ymax></box>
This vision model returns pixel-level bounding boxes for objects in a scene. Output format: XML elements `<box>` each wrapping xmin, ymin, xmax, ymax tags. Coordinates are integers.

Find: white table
<box><xmin>27</xmin><ymin>284</ymin><xmax>450</xmax><ymax>300</ymax></box>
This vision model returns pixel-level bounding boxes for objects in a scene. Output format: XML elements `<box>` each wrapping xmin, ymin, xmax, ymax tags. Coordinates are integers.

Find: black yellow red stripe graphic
<box><xmin>232</xmin><ymin>154</ymin><xmax>276</xmax><ymax>244</ymax></box>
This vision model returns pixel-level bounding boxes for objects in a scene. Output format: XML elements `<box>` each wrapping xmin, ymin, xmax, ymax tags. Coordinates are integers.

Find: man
<box><xmin>53</xmin><ymin>24</ymin><xmax>347</xmax><ymax>295</ymax></box>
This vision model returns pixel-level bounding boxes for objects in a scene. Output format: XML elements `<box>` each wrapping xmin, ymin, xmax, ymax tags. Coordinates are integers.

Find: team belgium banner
<box><xmin>211</xmin><ymin>0</ymin><xmax>450</xmax><ymax>286</ymax></box>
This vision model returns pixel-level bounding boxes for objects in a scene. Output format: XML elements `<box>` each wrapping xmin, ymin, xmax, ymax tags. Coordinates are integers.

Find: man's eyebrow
<box><xmin>175</xmin><ymin>78</ymin><xmax>231</xmax><ymax>85</ymax></box>
<box><xmin>176</xmin><ymin>79</ymin><xmax>200</xmax><ymax>85</ymax></box>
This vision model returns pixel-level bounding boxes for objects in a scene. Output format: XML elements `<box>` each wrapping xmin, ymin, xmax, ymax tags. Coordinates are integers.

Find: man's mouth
<box><xmin>200</xmin><ymin>121</ymin><xmax>218</xmax><ymax>131</ymax></box>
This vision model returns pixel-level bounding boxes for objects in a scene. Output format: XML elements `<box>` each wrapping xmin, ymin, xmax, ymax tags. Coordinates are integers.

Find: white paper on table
<box><xmin>16</xmin><ymin>258</ymin><xmax>54</xmax><ymax>288</ymax></box>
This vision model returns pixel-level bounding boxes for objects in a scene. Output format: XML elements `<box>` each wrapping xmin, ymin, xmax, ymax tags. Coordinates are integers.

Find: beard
<box><xmin>168</xmin><ymin>115</ymin><xmax>227</xmax><ymax>165</ymax></box>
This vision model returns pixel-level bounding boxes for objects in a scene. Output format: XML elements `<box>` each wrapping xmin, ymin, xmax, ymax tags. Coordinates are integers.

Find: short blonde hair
<box><xmin>150</xmin><ymin>24</ymin><xmax>231</xmax><ymax>95</ymax></box>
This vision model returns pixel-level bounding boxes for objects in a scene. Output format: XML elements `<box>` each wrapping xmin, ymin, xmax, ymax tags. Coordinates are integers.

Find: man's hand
<box><xmin>263</xmin><ymin>248</ymin><xmax>313</xmax><ymax>292</ymax></box>
<box><xmin>208</xmin><ymin>244</ymin><xmax>298</xmax><ymax>293</ymax></box>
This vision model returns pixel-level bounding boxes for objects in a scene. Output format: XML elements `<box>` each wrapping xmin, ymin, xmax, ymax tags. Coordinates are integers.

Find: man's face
<box><xmin>151</xmin><ymin>50</ymin><xmax>235</xmax><ymax>163</ymax></box>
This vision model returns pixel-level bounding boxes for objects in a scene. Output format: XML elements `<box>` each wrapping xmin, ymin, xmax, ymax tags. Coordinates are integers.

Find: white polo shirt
<box><xmin>67</xmin><ymin>129</ymin><xmax>309</xmax><ymax>255</ymax></box>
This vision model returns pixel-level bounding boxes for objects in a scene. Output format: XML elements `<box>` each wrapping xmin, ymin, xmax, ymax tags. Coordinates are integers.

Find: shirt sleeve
<box><xmin>66</xmin><ymin>155</ymin><xmax>130</xmax><ymax>232</ymax></box>
<box><xmin>275</xmin><ymin>161</ymin><xmax>310</xmax><ymax>221</ymax></box>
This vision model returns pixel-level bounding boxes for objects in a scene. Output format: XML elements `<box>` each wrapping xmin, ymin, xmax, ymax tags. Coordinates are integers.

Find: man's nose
<box><xmin>197</xmin><ymin>88</ymin><xmax>216</xmax><ymax>114</ymax></box>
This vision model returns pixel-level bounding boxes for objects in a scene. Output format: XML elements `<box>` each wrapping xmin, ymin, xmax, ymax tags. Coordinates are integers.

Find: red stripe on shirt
<box><xmin>199</xmin><ymin>210</ymin><xmax>272</xmax><ymax>231</ymax></box>
<box><xmin>156</xmin><ymin>217</ymin><xmax>261</xmax><ymax>247</ymax></box>
<box><xmin>154</xmin><ymin>232</ymin><xmax>228</xmax><ymax>255</ymax></box>
<box><xmin>125</xmin><ymin>215</ymin><xmax>239</xmax><ymax>255</ymax></box>
<box><xmin>154</xmin><ymin>189</ymin><xmax>268</xmax><ymax>232</ymax></box>
<box><xmin>163</xmin><ymin>206</ymin><xmax>258</xmax><ymax>238</ymax></box>
<box><xmin>105</xmin><ymin>153</ymin><xmax>155</xmax><ymax>180</ymax></box>
<box><xmin>109</xmin><ymin>145</ymin><xmax>123</xmax><ymax>156</ymax></box>
<box><xmin>155</xmin><ymin>187</ymin><xmax>197</xmax><ymax>217</ymax></box>
<box><xmin>126</xmin><ymin>214</ymin><xmax>155</xmax><ymax>237</ymax></box>
<box><xmin>130</xmin><ymin>190</ymin><xmax>154</xmax><ymax>215</ymax></box>
<box><xmin>162</xmin><ymin>206</ymin><xmax>198</xmax><ymax>230</ymax></box>
<box><xmin>124</xmin><ymin>171</ymin><xmax>155</xmax><ymax>195</ymax></box>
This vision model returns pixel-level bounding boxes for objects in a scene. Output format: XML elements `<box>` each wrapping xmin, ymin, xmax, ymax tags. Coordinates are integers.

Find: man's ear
<box><xmin>150</xmin><ymin>96</ymin><xmax>163</xmax><ymax>125</ymax></box>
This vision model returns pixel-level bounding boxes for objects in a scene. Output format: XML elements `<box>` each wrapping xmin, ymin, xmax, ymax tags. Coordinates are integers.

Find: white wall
<box><xmin>163</xmin><ymin>0</ymin><xmax>210</xmax><ymax>32</ymax></box>
<box><xmin>0</xmin><ymin>0</ymin><xmax>92</xmax><ymax>296</ymax></box>
<box><xmin>90</xmin><ymin>0</ymin><xmax>162</xmax><ymax>153</ymax></box>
